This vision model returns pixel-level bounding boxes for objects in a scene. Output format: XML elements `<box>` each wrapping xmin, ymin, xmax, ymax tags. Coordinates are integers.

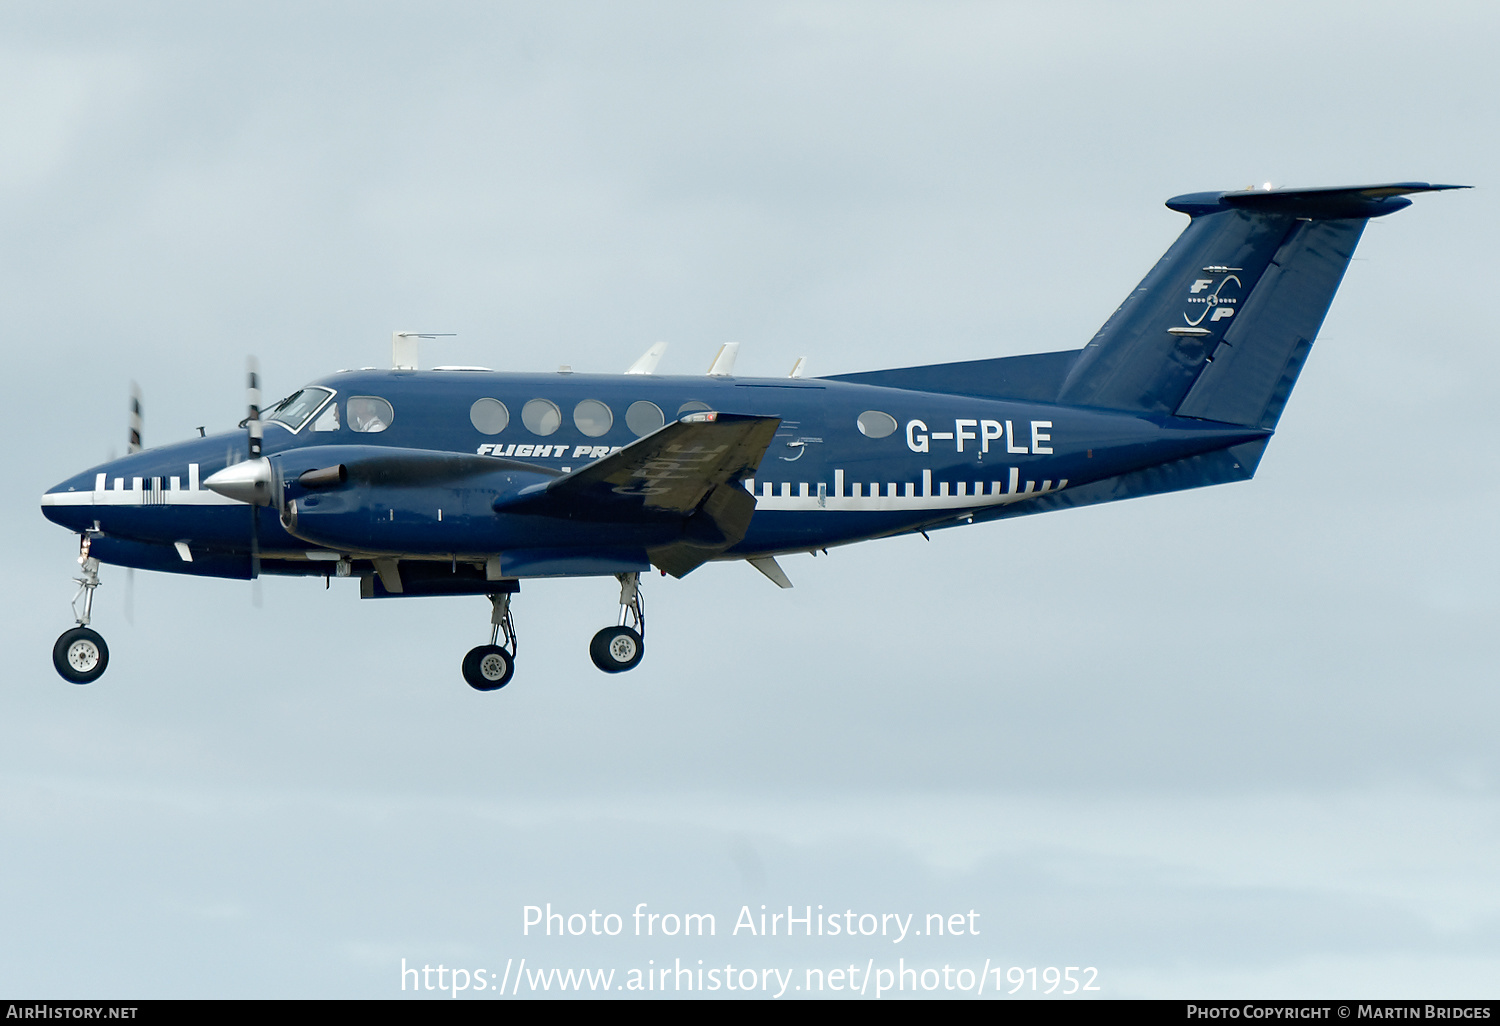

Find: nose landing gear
<box><xmin>590</xmin><ymin>572</ymin><xmax>645</xmax><ymax>674</ymax></box>
<box><xmin>462</xmin><ymin>589</ymin><xmax>517</xmax><ymax>692</ymax></box>
<box><xmin>53</xmin><ymin>533</ymin><xmax>109</xmax><ymax>684</ymax></box>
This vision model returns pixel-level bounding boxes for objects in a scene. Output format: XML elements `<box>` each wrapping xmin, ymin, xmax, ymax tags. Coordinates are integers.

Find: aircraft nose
<box><xmin>204</xmin><ymin>458</ymin><xmax>272</xmax><ymax>505</ymax></box>
<box><xmin>39</xmin><ymin>467</ymin><xmax>106</xmax><ymax>531</ymax></box>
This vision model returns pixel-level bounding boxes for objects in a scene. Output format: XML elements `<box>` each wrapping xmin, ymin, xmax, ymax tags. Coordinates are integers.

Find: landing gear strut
<box><xmin>53</xmin><ymin>532</ymin><xmax>109</xmax><ymax>685</ymax></box>
<box><xmin>462</xmin><ymin>590</ymin><xmax>517</xmax><ymax>691</ymax></box>
<box><xmin>590</xmin><ymin>572</ymin><xmax>645</xmax><ymax>674</ymax></box>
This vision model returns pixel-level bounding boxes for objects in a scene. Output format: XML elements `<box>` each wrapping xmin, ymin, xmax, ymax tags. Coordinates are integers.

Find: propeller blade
<box><xmin>247</xmin><ymin>357</ymin><xmax>262</xmax><ymax>459</ymax></box>
<box><xmin>250</xmin><ymin>503</ymin><xmax>260</xmax><ymax>581</ymax></box>
<box><xmin>247</xmin><ymin>356</ymin><xmax>263</xmax><ymax>586</ymax></box>
<box><xmin>127</xmin><ymin>383</ymin><xmax>143</xmax><ymax>454</ymax></box>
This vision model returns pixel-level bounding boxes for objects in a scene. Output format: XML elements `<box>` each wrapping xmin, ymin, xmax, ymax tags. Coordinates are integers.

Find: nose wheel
<box><xmin>590</xmin><ymin>572</ymin><xmax>645</xmax><ymax>673</ymax></box>
<box><xmin>54</xmin><ymin>626</ymin><xmax>109</xmax><ymax>684</ymax></box>
<box><xmin>54</xmin><ymin>533</ymin><xmax>110</xmax><ymax>685</ymax></box>
<box><xmin>462</xmin><ymin>589</ymin><xmax>517</xmax><ymax>691</ymax></box>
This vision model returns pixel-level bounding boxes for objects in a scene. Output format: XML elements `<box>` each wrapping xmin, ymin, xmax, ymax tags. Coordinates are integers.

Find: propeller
<box><xmin>247</xmin><ymin>357</ymin><xmax>261</xmax><ymax>583</ymax></box>
<box><xmin>127</xmin><ymin>382</ymin><xmax>143</xmax><ymax>454</ymax></box>
<box><xmin>125</xmin><ymin>383</ymin><xmax>142</xmax><ymax>621</ymax></box>
<box><xmin>236</xmin><ymin>357</ymin><xmax>289</xmax><ymax>602</ymax></box>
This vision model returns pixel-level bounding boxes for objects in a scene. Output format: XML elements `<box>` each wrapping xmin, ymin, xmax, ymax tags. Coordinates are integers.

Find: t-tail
<box><xmin>825</xmin><ymin>182</ymin><xmax>1464</xmax><ymax>515</ymax></box>
<box><xmin>1055</xmin><ymin>183</ymin><xmax>1465</xmax><ymax>432</ymax></box>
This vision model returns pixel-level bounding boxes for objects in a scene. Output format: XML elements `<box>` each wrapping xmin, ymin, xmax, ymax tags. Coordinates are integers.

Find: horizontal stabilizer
<box><xmin>1167</xmin><ymin>182</ymin><xmax>1468</xmax><ymax>220</ymax></box>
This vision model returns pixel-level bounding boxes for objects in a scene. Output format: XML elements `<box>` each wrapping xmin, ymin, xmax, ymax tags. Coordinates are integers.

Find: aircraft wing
<box><xmin>495</xmin><ymin>412</ymin><xmax>782</xmax><ymax>577</ymax></box>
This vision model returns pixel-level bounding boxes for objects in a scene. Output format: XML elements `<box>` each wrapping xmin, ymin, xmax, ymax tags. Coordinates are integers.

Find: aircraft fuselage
<box><xmin>41</xmin><ymin>368</ymin><xmax>1263</xmax><ymax>588</ymax></box>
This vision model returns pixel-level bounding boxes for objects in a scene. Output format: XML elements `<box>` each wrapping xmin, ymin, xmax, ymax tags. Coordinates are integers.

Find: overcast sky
<box><xmin>3</xmin><ymin>0</ymin><xmax>1497</xmax><ymax>1000</ymax></box>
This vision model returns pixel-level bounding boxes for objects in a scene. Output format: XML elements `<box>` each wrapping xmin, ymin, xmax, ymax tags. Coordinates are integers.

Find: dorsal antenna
<box><xmin>392</xmin><ymin>331</ymin><xmax>456</xmax><ymax>370</ymax></box>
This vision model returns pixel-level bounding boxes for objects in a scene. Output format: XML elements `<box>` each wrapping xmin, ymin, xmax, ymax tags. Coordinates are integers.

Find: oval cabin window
<box><xmin>522</xmin><ymin>398</ymin><xmax>562</xmax><ymax>436</ymax></box>
<box><xmin>626</xmin><ymin>400</ymin><xmax>665</xmax><ymax>436</ymax></box>
<box><xmin>573</xmin><ymin>399</ymin><xmax>613</xmax><ymax>437</ymax></box>
<box><xmin>470</xmin><ymin>398</ymin><xmax>509</xmax><ymax>435</ymax></box>
<box><xmin>857</xmin><ymin>410</ymin><xmax>897</xmax><ymax>438</ymax></box>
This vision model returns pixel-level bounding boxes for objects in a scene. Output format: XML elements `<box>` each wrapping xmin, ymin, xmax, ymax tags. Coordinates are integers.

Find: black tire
<box><xmin>461</xmin><ymin>645</ymin><xmax>514</xmax><ymax>691</ymax></box>
<box><xmin>589</xmin><ymin>626</ymin><xmax>644</xmax><ymax>673</ymax></box>
<box><xmin>53</xmin><ymin>627</ymin><xmax>109</xmax><ymax>685</ymax></box>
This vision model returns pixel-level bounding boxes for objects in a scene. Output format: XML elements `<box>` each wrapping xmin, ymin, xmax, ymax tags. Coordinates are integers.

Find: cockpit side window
<box><xmin>313</xmin><ymin>403</ymin><xmax>340</xmax><ymax>432</ymax></box>
<box><xmin>264</xmin><ymin>387</ymin><xmax>335</xmax><ymax>432</ymax></box>
<box><xmin>347</xmin><ymin>396</ymin><xmax>394</xmax><ymax>433</ymax></box>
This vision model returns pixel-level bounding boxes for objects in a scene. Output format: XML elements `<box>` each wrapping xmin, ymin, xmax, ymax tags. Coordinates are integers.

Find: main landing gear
<box><xmin>590</xmin><ymin>572</ymin><xmax>645</xmax><ymax>674</ymax></box>
<box><xmin>462</xmin><ymin>591</ymin><xmax>517</xmax><ymax>692</ymax></box>
<box><xmin>460</xmin><ymin>573</ymin><xmax>648</xmax><ymax>691</ymax></box>
<box><xmin>53</xmin><ymin>533</ymin><xmax>109</xmax><ymax>685</ymax></box>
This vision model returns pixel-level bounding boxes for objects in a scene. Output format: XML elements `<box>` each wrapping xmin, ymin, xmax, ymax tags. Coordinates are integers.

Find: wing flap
<box><xmin>496</xmin><ymin>413</ymin><xmax>781</xmax><ymax>577</ymax></box>
<box><xmin>497</xmin><ymin>414</ymin><xmax>780</xmax><ymax>519</ymax></box>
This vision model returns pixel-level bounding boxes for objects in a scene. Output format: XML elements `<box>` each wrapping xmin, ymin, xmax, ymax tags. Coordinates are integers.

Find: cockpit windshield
<box><xmin>264</xmin><ymin>387</ymin><xmax>334</xmax><ymax>431</ymax></box>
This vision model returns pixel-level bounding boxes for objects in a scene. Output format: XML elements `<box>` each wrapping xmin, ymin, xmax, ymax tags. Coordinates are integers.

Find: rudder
<box><xmin>1174</xmin><ymin>217</ymin><xmax>1362</xmax><ymax>429</ymax></box>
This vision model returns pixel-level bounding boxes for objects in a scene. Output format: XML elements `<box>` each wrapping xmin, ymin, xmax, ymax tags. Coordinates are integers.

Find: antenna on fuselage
<box><xmin>625</xmin><ymin>341</ymin><xmax>668</xmax><ymax>375</ymax></box>
<box><xmin>392</xmin><ymin>331</ymin><xmax>455</xmax><ymax>370</ymax></box>
<box><xmin>706</xmin><ymin>342</ymin><xmax>739</xmax><ymax>377</ymax></box>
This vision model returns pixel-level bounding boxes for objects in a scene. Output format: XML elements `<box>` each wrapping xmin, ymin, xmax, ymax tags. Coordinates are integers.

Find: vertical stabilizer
<box><xmin>1057</xmin><ymin>205</ymin><xmax>1295</xmax><ymax>415</ymax></box>
<box><xmin>1056</xmin><ymin>183</ymin><xmax>1463</xmax><ymax>424</ymax></box>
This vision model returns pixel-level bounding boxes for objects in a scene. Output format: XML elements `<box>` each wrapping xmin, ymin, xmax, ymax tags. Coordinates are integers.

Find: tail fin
<box><xmin>1056</xmin><ymin>183</ymin><xmax>1464</xmax><ymax>426</ymax></box>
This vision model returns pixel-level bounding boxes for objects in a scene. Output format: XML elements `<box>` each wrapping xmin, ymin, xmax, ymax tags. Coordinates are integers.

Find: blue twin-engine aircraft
<box><xmin>41</xmin><ymin>182</ymin><xmax>1461</xmax><ymax>690</ymax></box>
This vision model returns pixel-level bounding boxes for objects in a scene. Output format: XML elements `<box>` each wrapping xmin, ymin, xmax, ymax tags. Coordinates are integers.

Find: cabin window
<box><xmin>857</xmin><ymin>410</ymin><xmax>897</xmax><ymax>438</ymax></box>
<box><xmin>265</xmin><ymin>387</ymin><xmax>334</xmax><ymax>432</ymax></box>
<box><xmin>626</xmin><ymin>400</ymin><xmax>665</xmax><ymax>436</ymax></box>
<box><xmin>347</xmin><ymin>396</ymin><xmax>394</xmax><ymax>433</ymax></box>
<box><xmin>678</xmin><ymin>400</ymin><xmax>712</xmax><ymax>416</ymax></box>
<box><xmin>470</xmin><ymin>398</ymin><xmax>510</xmax><ymax>434</ymax></box>
<box><xmin>573</xmin><ymin>399</ymin><xmax>613</xmax><ymax>437</ymax></box>
<box><xmin>522</xmin><ymin>398</ymin><xmax>562</xmax><ymax>436</ymax></box>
